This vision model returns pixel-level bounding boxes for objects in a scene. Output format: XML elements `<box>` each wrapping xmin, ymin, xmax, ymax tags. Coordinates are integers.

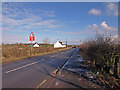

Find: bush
<box><xmin>80</xmin><ymin>34</ymin><xmax>120</xmax><ymax>77</ymax></box>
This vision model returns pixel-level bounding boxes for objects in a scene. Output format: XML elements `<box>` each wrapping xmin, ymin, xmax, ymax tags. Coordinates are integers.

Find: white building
<box><xmin>33</xmin><ymin>43</ymin><xmax>39</xmax><ymax>47</ymax></box>
<box><xmin>54</xmin><ymin>41</ymin><xmax>66</xmax><ymax>48</ymax></box>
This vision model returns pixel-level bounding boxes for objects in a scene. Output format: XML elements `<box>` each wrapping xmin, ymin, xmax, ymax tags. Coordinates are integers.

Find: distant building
<box><xmin>33</xmin><ymin>42</ymin><xmax>39</xmax><ymax>47</ymax></box>
<box><xmin>54</xmin><ymin>41</ymin><xmax>66</xmax><ymax>48</ymax></box>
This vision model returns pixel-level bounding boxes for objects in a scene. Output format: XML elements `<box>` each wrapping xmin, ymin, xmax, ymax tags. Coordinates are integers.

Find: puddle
<box><xmin>75</xmin><ymin>58</ymin><xmax>83</xmax><ymax>62</ymax></box>
<box><xmin>76</xmin><ymin>55</ymin><xmax>81</xmax><ymax>57</ymax></box>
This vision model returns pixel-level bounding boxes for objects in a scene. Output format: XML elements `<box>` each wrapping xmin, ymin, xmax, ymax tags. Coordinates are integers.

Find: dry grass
<box><xmin>2</xmin><ymin>44</ymin><xmax>71</xmax><ymax>63</ymax></box>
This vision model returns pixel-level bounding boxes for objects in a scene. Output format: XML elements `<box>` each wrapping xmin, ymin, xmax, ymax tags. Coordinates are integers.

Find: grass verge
<box><xmin>2</xmin><ymin>44</ymin><xmax>71</xmax><ymax>63</ymax></box>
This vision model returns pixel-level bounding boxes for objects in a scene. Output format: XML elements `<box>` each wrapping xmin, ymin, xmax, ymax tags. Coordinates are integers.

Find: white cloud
<box><xmin>101</xmin><ymin>21</ymin><xmax>117</xmax><ymax>31</ymax></box>
<box><xmin>42</xmin><ymin>10</ymin><xmax>56</xmax><ymax>17</ymax></box>
<box><xmin>2</xmin><ymin>15</ymin><xmax>61</xmax><ymax>31</ymax></box>
<box><xmin>88</xmin><ymin>3</ymin><xmax>118</xmax><ymax>16</ymax></box>
<box><xmin>104</xmin><ymin>35</ymin><xmax>118</xmax><ymax>44</ymax></box>
<box><xmin>106</xmin><ymin>3</ymin><xmax>118</xmax><ymax>16</ymax></box>
<box><xmin>54</xmin><ymin>29</ymin><xmax>94</xmax><ymax>36</ymax></box>
<box><xmin>2</xmin><ymin>4</ymin><xmax>63</xmax><ymax>44</ymax></box>
<box><xmin>101</xmin><ymin>21</ymin><xmax>108</xmax><ymax>29</ymax></box>
<box><xmin>2</xmin><ymin>4</ymin><xmax>61</xmax><ymax>32</ymax></box>
<box><xmin>69</xmin><ymin>39</ymin><xmax>82</xmax><ymax>45</ymax></box>
<box><xmin>33</xmin><ymin>20</ymin><xmax>61</xmax><ymax>28</ymax></box>
<box><xmin>86</xmin><ymin>21</ymin><xmax>117</xmax><ymax>36</ymax></box>
<box><xmin>3</xmin><ymin>34</ymin><xmax>28</xmax><ymax>44</ymax></box>
<box><xmin>111</xmin><ymin>35</ymin><xmax>118</xmax><ymax>39</ymax></box>
<box><xmin>41</xmin><ymin>30</ymin><xmax>49</xmax><ymax>32</ymax></box>
<box><xmin>89</xmin><ymin>8</ymin><xmax>101</xmax><ymax>15</ymax></box>
<box><xmin>107</xmin><ymin>3</ymin><xmax>116</xmax><ymax>10</ymax></box>
<box><xmin>54</xmin><ymin>21</ymin><xmax>117</xmax><ymax>37</ymax></box>
<box><xmin>93</xmin><ymin>24</ymin><xmax>97</xmax><ymax>28</ymax></box>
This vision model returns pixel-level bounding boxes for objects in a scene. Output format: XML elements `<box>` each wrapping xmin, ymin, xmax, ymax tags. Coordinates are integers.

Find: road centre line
<box><xmin>51</xmin><ymin>55</ymin><xmax>57</xmax><ymax>57</ymax></box>
<box><xmin>36</xmin><ymin>69</ymin><xmax>58</xmax><ymax>88</ymax></box>
<box><xmin>36</xmin><ymin>80</ymin><xmax>46</xmax><ymax>88</ymax></box>
<box><xmin>6</xmin><ymin>59</ymin><xmax>44</xmax><ymax>74</ymax></box>
<box><xmin>51</xmin><ymin>55</ymin><xmax>55</xmax><ymax>57</ymax></box>
<box><xmin>36</xmin><ymin>53</ymin><xmax>72</xmax><ymax>88</ymax></box>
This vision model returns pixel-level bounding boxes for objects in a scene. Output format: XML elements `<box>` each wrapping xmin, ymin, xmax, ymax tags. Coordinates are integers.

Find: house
<box><xmin>54</xmin><ymin>41</ymin><xmax>66</xmax><ymax>48</ymax></box>
<box><xmin>33</xmin><ymin>42</ymin><xmax>39</xmax><ymax>47</ymax></box>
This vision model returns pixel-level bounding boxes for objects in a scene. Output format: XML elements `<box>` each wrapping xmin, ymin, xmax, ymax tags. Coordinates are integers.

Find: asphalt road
<box><xmin>2</xmin><ymin>48</ymin><xmax>77</xmax><ymax>88</ymax></box>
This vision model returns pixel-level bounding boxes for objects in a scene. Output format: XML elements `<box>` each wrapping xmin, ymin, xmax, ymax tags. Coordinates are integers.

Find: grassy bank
<box><xmin>80</xmin><ymin>34</ymin><xmax>120</xmax><ymax>88</ymax></box>
<box><xmin>2</xmin><ymin>44</ymin><xmax>71</xmax><ymax>63</ymax></box>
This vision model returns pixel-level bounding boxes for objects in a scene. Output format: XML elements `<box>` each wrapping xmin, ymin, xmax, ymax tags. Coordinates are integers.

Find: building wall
<box><xmin>54</xmin><ymin>41</ymin><xmax>66</xmax><ymax>48</ymax></box>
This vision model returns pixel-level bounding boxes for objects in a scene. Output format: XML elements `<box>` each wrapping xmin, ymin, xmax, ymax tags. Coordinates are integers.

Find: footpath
<box><xmin>39</xmin><ymin>48</ymin><xmax>102</xmax><ymax>89</ymax></box>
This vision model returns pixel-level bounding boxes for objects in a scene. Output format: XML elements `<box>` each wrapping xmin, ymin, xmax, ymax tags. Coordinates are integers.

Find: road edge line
<box><xmin>55</xmin><ymin>55</ymin><xmax>73</xmax><ymax>75</ymax></box>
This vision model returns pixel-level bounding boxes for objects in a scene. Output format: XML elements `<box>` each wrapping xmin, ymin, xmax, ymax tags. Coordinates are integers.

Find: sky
<box><xmin>2</xmin><ymin>2</ymin><xmax>118</xmax><ymax>45</ymax></box>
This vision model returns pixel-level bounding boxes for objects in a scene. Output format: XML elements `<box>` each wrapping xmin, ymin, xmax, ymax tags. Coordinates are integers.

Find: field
<box><xmin>2</xmin><ymin>44</ymin><xmax>71</xmax><ymax>63</ymax></box>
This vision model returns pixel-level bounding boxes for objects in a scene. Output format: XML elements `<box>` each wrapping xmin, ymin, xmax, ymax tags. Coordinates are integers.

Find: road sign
<box><xmin>29</xmin><ymin>32</ymin><xmax>35</xmax><ymax>41</ymax></box>
<box><xmin>29</xmin><ymin>32</ymin><xmax>35</xmax><ymax>55</ymax></box>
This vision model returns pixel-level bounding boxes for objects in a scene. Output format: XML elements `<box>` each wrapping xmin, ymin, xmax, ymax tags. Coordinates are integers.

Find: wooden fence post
<box><xmin>114</xmin><ymin>56</ymin><xmax>119</xmax><ymax>78</ymax></box>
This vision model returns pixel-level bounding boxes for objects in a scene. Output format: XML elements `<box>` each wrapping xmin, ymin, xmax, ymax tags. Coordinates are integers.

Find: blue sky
<box><xmin>2</xmin><ymin>2</ymin><xmax>118</xmax><ymax>44</ymax></box>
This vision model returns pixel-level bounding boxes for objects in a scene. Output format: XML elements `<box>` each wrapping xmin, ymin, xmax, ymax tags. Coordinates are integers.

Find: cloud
<box><xmin>54</xmin><ymin>28</ymin><xmax>95</xmax><ymax>36</ymax></box>
<box><xmin>53</xmin><ymin>21</ymin><xmax>117</xmax><ymax>37</ymax></box>
<box><xmin>3</xmin><ymin>34</ymin><xmax>28</xmax><ymax>44</ymax></box>
<box><xmin>42</xmin><ymin>10</ymin><xmax>56</xmax><ymax>17</ymax></box>
<box><xmin>93</xmin><ymin>24</ymin><xmax>97</xmax><ymax>28</ymax></box>
<box><xmin>68</xmin><ymin>39</ymin><xmax>82</xmax><ymax>45</ymax></box>
<box><xmin>2</xmin><ymin>3</ymin><xmax>56</xmax><ymax>18</ymax></box>
<box><xmin>2</xmin><ymin>3</ymin><xmax>62</xmax><ymax>32</ymax></box>
<box><xmin>2</xmin><ymin>3</ymin><xmax>64</xmax><ymax>44</ymax></box>
<box><xmin>107</xmin><ymin>3</ymin><xmax>116</xmax><ymax>10</ymax></box>
<box><xmin>106</xmin><ymin>3</ymin><xmax>118</xmax><ymax>16</ymax></box>
<box><xmin>89</xmin><ymin>3</ymin><xmax>118</xmax><ymax>16</ymax></box>
<box><xmin>89</xmin><ymin>8</ymin><xmax>101</xmax><ymax>15</ymax></box>
<box><xmin>2</xmin><ymin>16</ymin><xmax>61</xmax><ymax>31</ymax></box>
<box><xmin>41</xmin><ymin>30</ymin><xmax>49</xmax><ymax>32</ymax></box>
<box><xmin>101</xmin><ymin>21</ymin><xmax>107</xmax><ymax>28</ymax></box>
<box><xmin>101</xmin><ymin>21</ymin><xmax>117</xmax><ymax>31</ymax></box>
<box><xmin>86</xmin><ymin>21</ymin><xmax>117</xmax><ymax>36</ymax></box>
<box><xmin>33</xmin><ymin>20</ymin><xmax>61</xmax><ymax>28</ymax></box>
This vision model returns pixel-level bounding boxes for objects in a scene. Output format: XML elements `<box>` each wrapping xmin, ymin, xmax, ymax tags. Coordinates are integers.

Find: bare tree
<box><xmin>43</xmin><ymin>37</ymin><xmax>50</xmax><ymax>44</ymax></box>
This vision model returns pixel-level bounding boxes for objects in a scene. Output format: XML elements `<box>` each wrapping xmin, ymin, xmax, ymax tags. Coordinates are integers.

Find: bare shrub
<box><xmin>80</xmin><ymin>34</ymin><xmax>119</xmax><ymax>76</ymax></box>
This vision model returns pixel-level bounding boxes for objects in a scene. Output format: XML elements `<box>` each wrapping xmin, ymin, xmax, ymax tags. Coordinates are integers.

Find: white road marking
<box><xmin>55</xmin><ymin>82</ymin><xmax>59</xmax><ymax>86</ymax></box>
<box><xmin>36</xmin><ymin>68</ymin><xmax>58</xmax><ymax>88</ymax></box>
<box><xmin>51</xmin><ymin>54</ymin><xmax>58</xmax><ymax>57</ymax></box>
<box><xmin>62</xmin><ymin>56</ymin><xmax>72</xmax><ymax>69</ymax></box>
<box><xmin>51</xmin><ymin>55</ymin><xmax>55</xmax><ymax>57</ymax></box>
<box><xmin>41</xmin><ymin>59</ymin><xmax>45</xmax><ymax>60</ymax></box>
<box><xmin>6</xmin><ymin>59</ymin><xmax>44</xmax><ymax>74</ymax></box>
<box><xmin>36</xmin><ymin>80</ymin><xmax>46</xmax><ymax>88</ymax></box>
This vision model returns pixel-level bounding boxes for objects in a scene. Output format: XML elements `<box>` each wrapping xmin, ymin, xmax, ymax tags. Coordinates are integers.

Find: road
<box><xmin>2</xmin><ymin>48</ymin><xmax>77</xmax><ymax>88</ymax></box>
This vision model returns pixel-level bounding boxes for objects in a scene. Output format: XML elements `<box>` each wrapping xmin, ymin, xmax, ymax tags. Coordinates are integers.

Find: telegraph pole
<box><xmin>31</xmin><ymin>41</ymin><xmax>32</xmax><ymax>55</ymax></box>
<box><xmin>66</xmin><ymin>41</ymin><xmax>67</xmax><ymax>48</ymax></box>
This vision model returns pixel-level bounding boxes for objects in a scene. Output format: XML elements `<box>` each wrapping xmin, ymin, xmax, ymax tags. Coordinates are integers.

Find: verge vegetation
<box><xmin>80</xmin><ymin>34</ymin><xmax>120</xmax><ymax>88</ymax></box>
<box><xmin>2</xmin><ymin>44</ymin><xmax>71</xmax><ymax>63</ymax></box>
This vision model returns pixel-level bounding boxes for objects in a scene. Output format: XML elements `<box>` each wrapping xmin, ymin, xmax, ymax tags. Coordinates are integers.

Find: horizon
<box><xmin>2</xmin><ymin>41</ymin><xmax>77</xmax><ymax>45</ymax></box>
